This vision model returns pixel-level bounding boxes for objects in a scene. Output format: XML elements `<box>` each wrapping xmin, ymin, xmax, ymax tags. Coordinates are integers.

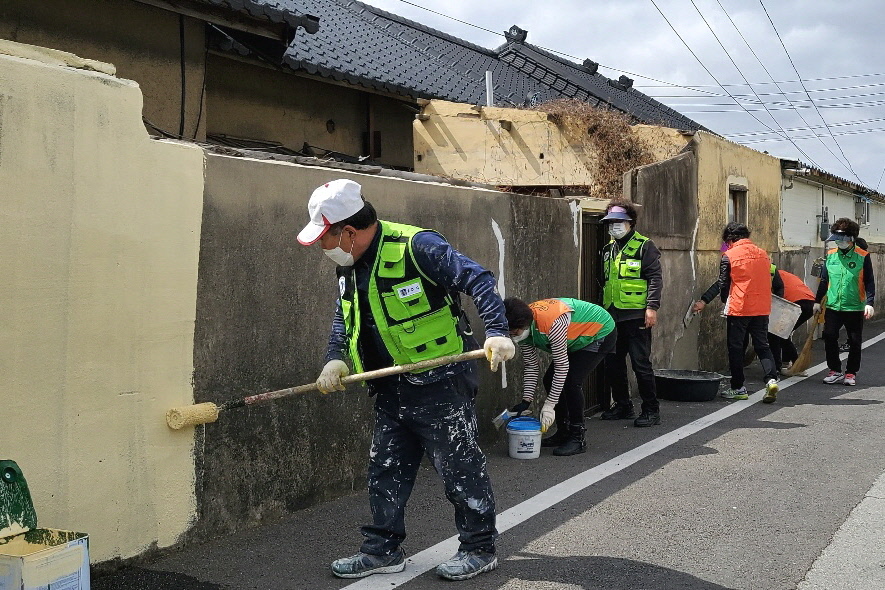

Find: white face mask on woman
<box><xmin>511</xmin><ymin>329</ymin><xmax>530</xmax><ymax>343</ymax></box>
<box><xmin>835</xmin><ymin>239</ymin><xmax>853</xmax><ymax>251</ymax></box>
<box><xmin>323</xmin><ymin>230</ymin><xmax>355</xmax><ymax>266</ymax></box>
<box><xmin>608</xmin><ymin>222</ymin><xmax>630</xmax><ymax>240</ymax></box>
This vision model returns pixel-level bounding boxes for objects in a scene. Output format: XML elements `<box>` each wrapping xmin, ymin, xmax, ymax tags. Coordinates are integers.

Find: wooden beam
<box><xmin>134</xmin><ymin>0</ymin><xmax>289</xmax><ymax>42</ymax></box>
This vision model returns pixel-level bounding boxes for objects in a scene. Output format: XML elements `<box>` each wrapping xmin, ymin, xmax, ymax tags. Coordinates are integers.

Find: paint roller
<box><xmin>166</xmin><ymin>349</ymin><xmax>487</xmax><ymax>430</ymax></box>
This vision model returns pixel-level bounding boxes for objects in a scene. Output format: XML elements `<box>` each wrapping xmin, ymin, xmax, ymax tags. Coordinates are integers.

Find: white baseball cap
<box><xmin>297</xmin><ymin>179</ymin><xmax>365</xmax><ymax>245</ymax></box>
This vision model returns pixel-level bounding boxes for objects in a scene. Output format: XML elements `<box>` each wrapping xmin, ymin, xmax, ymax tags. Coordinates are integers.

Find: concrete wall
<box><xmin>779</xmin><ymin>174</ymin><xmax>885</xmax><ymax>329</ymax></box>
<box><xmin>190</xmin><ymin>156</ymin><xmax>580</xmax><ymax>538</ymax></box>
<box><xmin>0</xmin><ymin>34</ymin><xmax>584</xmax><ymax>562</ymax></box>
<box><xmin>0</xmin><ymin>41</ymin><xmax>204</xmax><ymax>562</ymax></box>
<box><xmin>0</xmin><ymin>0</ymin><xmax>207</xmax><ymax>140</ymax></box>
<box><xmin>414</xmin><ymin>100</ymin><xmax>597</xmax><ymax>186</ymax></box>
<box><xmin>0</xmin><ymin>0</ymin><xmax>416</xmax><ymax>167</ymax></box>
<box><xmin>206</xmin><ymin>55</ymin><xmax>415</xmax><ymax>168</ymax></box>
<box><xmin>627</xmin><ymin>132</ymin><xmax>784</xmax><ymax>373</ymax></box>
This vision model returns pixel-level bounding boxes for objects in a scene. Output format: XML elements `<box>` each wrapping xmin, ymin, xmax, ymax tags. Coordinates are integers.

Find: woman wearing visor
<box><xmin>817</xmin><ymin>218</ymin><xmax>876</xmax><ymax>386</ymax></box>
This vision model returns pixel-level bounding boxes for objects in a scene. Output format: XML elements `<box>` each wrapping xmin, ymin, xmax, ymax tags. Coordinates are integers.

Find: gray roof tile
<box><xmin>233</xmin><ymin>0</ymin><xmax>707</xmax><ymax>130</ymax></box>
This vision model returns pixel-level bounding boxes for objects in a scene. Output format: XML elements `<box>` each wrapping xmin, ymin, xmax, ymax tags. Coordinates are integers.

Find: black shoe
<box><xmin>633</xmin><ymin>411</ymin><xmax>661</xmax><ymax>427</ymax></box>
<box><xmin>600</xmin><ymin>403</ymin><xmax>635</xmax><ymax>420</ymax></box>
<box><xmin>552</xmin><ymin>423</ymin><xmax>586</xmax><ymax>456</ymax></box>
<box><xmin>540</xmin><ymin>428</ymin><xmax>570</xmax><ymax>448</ymax></box>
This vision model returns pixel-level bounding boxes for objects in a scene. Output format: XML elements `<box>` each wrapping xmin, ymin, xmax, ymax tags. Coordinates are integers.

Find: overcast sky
<box><xmin>362</xmin><ymin>0</ymin><xmax>885</xmax><ymax>191</ymax></box>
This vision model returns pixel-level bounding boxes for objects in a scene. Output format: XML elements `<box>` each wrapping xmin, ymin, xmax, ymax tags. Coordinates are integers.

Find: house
<box><xmin>1</xmin><ymin>0</ymin><xmax>705</xmax><ymax>171</ymax></box>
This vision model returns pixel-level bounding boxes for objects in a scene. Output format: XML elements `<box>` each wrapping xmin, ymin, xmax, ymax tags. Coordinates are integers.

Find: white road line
<box><xmin>344</xmin><ymin>330</ymin><xmax>885</xmax><ymax>589</ymax></box>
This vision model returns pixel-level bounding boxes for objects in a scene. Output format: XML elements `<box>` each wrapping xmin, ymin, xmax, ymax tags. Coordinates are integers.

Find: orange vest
<box><xmin>779</xmin><ymin>270</ymin><xmax>815</xmax><ymax>303</ymax></box>
<box><xmin>725</xmin><ymin>239</ymin><xmax>772</xmax><ymax>316</ymax></box>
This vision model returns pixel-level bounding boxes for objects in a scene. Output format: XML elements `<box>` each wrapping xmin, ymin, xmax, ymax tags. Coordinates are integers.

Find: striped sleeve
<box><xmin>520</xmin><ymin>342</ymin><xmax>540</xmax><ymax>402</ymax></box>
<box><xmin>545</xmin><ymin>313</ymin><xmax>571</xmax><ymax>406</ymax></box>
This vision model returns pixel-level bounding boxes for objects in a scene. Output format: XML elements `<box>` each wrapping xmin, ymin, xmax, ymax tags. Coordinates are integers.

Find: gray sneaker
<box><xmin>720</xmin><ymin>386</ymin><xmax>748</xmax><ymax>400</ymax></box>
<box><xmin>331</xmin><ymin>549</ymin><xmax>405</xmax><ymax>578</ymax></box>
<box><xmin>435</xmin><ymin>549</ymin><xmax>498</xmax><ymax>581</ymax></box>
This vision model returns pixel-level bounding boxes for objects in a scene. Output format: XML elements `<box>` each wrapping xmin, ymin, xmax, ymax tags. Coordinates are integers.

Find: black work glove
<box><xmin>510</xmin><ymin>400</ymin><xmax>531</xmax><ymax>416</ymax></box>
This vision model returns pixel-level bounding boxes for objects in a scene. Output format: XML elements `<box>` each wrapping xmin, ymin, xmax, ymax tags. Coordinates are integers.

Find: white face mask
<box><xmin>511</xmin><ymin>329</ymin><xmax>530</xmax><ymax>343</ymax></box>
<box><xmin>835</xmin><ymin>240</ymin><xmax>853</xmax><ymax>250</ymax></box>
<box><xmin>608</xmin><ymin>222</ymin><xmax>630</xmax><ymax>240</ymax></box>
<box><xmin>323</xmin><ymin>231</ymin><xmax>355</xmax><ymax>266</ymax></box>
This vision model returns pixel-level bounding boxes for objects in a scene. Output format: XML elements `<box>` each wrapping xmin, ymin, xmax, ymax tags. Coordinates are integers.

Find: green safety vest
<box><xmin>602</xmin><ymin>232</ymin><xmax>650</xmax><ymax>310</ymax></box>
<box><xmin>337</xmin><ymin>221</ymin><xmax>464</xmax><ymax>374</ymax></box>
<box><xmin>825</xmin><ymin>246</ymin><xmax>869</xmax><ymax>312</ymax></box>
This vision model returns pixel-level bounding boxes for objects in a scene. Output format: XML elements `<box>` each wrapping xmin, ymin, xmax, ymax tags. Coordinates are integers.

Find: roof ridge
<box><xmin>340</xmin><ymin>0</ymin><xmax>498</xmax><ymax>56</ymax></box>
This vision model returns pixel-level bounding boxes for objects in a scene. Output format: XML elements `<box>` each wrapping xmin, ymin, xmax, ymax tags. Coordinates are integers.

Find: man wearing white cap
<box><xmin>298</xmin><ymin>179</ymin><xmax>514</xmax><ymax>581</ymax></box>
<box><xmin>598</xmin><ymin>199</ymin><xmax>663</xmax><ymax>427</ymax></box>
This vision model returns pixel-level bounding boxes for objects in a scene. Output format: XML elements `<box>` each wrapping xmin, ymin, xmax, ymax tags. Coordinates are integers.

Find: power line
<box><xmin>709</xmin><ymin>0</ymin><xmax>856</xmax><ymax>177</ymax></box>
<box><xmin>647</xmin><ymin>0</ymin><xmax>823</xmax><ymax>168</ymax></box>
<box><xmin>729</xmin><ymin>116</ymin><xmax>885</xmax><ymax>138</ymax></box>
<box><xmin>646</xmin><ymin>81</ymin><xmax>885</xmax><ymax>99</ymax></box>
<box><xmin>637</xmin><ymin>72</ymin><xmax>885</xmax><ymax>88</ymax></box>
<box><xmin>687</xmin><ymin>0</ymin><xmax>826</xmax><ymax>170</ymax></box>
<box><xmin>738</xmin><ymin>126</ymin><xmax>885</xmax><ymax>144</ymax></box>
<box><xmin>759</xmin><ymin>0</ymin><xmax>865</xmax><ymax>185</ymax></box>
<box><xmin>388</xmin><ymin>0</ymin><xmax>737</xmax><ymax>99</ymax></box>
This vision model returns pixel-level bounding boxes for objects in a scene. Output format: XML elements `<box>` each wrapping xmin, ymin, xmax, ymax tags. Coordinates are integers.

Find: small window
<box><xmin>728</xmin><ymin>184</ymin><xmax>748</xmax><ymax>224</ymax></box>
<box><xmin>855</xmin><ymin>197</ymin><xmax>870</xmax><ymax>225</ymax></box>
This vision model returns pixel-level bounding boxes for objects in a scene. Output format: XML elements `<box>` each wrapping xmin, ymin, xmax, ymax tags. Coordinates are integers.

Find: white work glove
<box><xmin>483</xmin><ymin>336</ymin><xmax>515</xmax><ymax>372</ymax></box>
<box><xmin>316</xmin><ymin>360</ymin><xmax>349</xmax><ymax>394</ymax></box>
<box><xmin>865</xmin><ymin>305</ymin><xmax>875</xmax><ymax>319</ymax></box>
<box><xmin>540</xmin><ymin>402</ymin><xmax>556</xmax><ymax>433</ymax></box>
<box><xmin>813</xmin><ymin>303</ymin><xmax>822</xmax><ymax>315</ymax></box>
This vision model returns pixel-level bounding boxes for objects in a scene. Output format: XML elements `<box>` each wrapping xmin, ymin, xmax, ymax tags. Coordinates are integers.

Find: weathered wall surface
<box><xmin>627</xmin><ymin>152</ymin><xmax>704</xmax><ymax>370</ymax></box>
<box><xmin>413</xmin><ymin>100</ymin><xmax>596</xmax><ymax>186</ymax></box>
<box><xmin>778</xmin><ymin>175</ymin><xmax>885</xmax><ymax>337</ymax></box>
<box><xmin>206</xmin><ymin>56</ymin><xmax>415</xmax><ymax>168</ymax></box>
<box><xmin>0</xmin><ymin>0</ymin><xmax>415</xmax><ymax>166</ymax></box>
<box><xmin>0</xmin><ymin>42</ymin><xmax>204</xmax><ymax>561</ymax></box>
<box><xmin>0</xmin><ymin>0</ymin><xmax>207</xmax><ymax>140</ymax></box>
<box><xmin>190</xmin><ymin>157</ymin><xmax>580</xmax><ymax>539</ymax></box>
<box><xmin>627</xmin><ymin>133</ymin><xmax>784</xmax><ymax>373</ymax></box>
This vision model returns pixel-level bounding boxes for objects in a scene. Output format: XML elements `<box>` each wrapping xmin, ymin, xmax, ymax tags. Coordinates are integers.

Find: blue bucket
<box><xmin>505</xmin><ymin>417</ymin><xmax>541</xmax><ymax>459</ymax></box>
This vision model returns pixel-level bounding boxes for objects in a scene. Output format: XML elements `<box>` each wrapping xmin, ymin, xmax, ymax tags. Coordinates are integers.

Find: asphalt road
<box><xmin>94</xmin><ymin>322</ymin><xmax>885</xmax><ymax>590</ymax></box>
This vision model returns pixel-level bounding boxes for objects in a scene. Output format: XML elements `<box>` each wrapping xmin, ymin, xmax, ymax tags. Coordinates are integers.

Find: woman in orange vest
<box><xmin>770</xmin><ymin>269</ymin><xmax>816</xmax><ymax>374</ymax></box>
<box><xmin>692</xmin><ymin>223</ymin><xmax>780</xmax><ymax>402</ymax></box>
<box><xmin>504</xmin><ymin>297</ymin><xmax>616</xmax><ymax>456</ymax></box>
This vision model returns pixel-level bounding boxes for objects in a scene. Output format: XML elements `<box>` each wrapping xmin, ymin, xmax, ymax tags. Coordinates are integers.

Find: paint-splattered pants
<box><xmin>360</xmin><ymin>371</ymin><xmax>497</xmax><ymax>556</ymax></box>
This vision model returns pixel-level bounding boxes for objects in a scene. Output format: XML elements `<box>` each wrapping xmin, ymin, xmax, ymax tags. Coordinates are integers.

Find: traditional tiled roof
<box><xmin>230</xmin><ymin>0</ymin><xmax>707</xmax><ymax>130</ymax></box>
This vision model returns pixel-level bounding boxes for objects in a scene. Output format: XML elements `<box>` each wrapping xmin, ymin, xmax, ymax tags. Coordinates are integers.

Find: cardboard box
<box><xmin>0</xmin><ymin>528</ymin><xmax>89</xmax><ymax>590</ymax></box>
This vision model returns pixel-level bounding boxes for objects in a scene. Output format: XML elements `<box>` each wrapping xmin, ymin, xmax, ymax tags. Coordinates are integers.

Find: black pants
<box><xmin>769</xmin><ymin>299</ymin><xmax>816</xmax><ymax>369</ymax></box>
<box><xmin>361</xmin><ymin>370</ymin><xmax>496</xmax><ymax>556</ymax></box>
<box><xmin>727</xmin><ymin>315</ymin><xmax>777</xmax><ymax>389</ymax></box>
<box><xmin>605</xmin><ymin>318</ymin><xmax>659</xmax><ymax>413</ymax></box>
<box><xmin>823</xmin><ymin>309</ymin><xmax>865</xmax><ymax>374</ymax></box>
<box><xmin>542</xmin><ymin>330</ymin><xmax>616</xmax><ymax>428</ymax></box>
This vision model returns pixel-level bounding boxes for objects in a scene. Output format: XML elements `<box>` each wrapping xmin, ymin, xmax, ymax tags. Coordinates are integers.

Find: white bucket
<box><xmin>505</xmin><ymin>417</ymin><xmax>542</xmax><ymax>459</ymax></box>
<box><xmin>769</xmin><ymin>295</ymin><xmax>802</xmax><ymax>339</ymax></box>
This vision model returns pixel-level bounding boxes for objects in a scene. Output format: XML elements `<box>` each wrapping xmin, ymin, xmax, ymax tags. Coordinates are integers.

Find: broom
<box><xmin>787</xmin><ymin>297</ymin><xmax>825</xmax><ymax>376</ymax></box>
<box><xmin>166</xmin><ymin>349</ymin><xmax>486</xmax><ymax>430</ymax></box>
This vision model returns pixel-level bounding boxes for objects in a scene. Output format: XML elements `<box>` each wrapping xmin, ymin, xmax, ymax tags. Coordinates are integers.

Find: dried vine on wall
<box><xmin>534</xmin><ymin>98</ymin><xmax>655</xmax><ymax>198</ymax></box>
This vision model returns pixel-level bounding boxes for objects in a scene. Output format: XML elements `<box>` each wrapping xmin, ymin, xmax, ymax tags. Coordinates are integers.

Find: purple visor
<box><xmin>601</xmin><ymin>206</ymin><xmax>632</xmax><ymax>222</ymax></box>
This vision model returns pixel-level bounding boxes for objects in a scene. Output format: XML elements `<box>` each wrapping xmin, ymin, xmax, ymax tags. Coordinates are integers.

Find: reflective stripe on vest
<box><xmin>725</xmin><ymin>239</ymin><xmax>772</xmax><ymax>316</ymax></box>
<box><xmin>338</xmin><ymin>221</ymin><xmax>463</xmax><ymax>373</ymax></box>
<box><xmin>528</xmin><ymin>298</ymin><xmax>615</xmax><ymax>352</ymax></box>
<box><xmin>825</xmin><ymin>246</ymin><xmax>869</xmax><ymax>311</ymax></box>
<box><xmin>602</xmin><ymin>232</ymin><xmax>649</xmax><ymax>310</ymax></box>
